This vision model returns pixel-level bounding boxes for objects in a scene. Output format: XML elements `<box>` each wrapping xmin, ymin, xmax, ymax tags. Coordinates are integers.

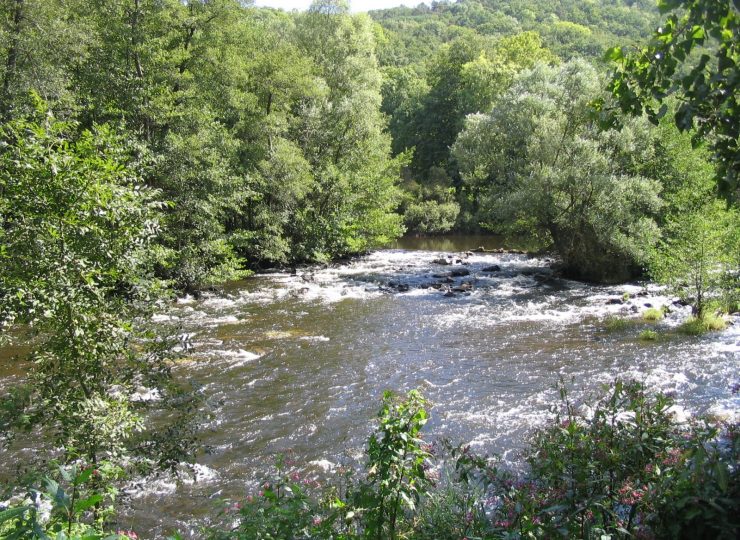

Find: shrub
<box><xmin>0</xmin><ymin>463</ymin><xmax>128</xmax><ymax>539</ymax></box>
<box><xmin>208</xmin><ymin>383</ymin><xmax>739</xmax><ymax>540</ymax></box>
<box><xmin>452</xmin><ymin>380</ymin><xmax>739</xmax><ymax>539</ymax></box>
<box><xmin>403</xmin><ymin>200</ymin><xmax>460</xmax><ymax>234</ymax></box>
<box><xmin>679</xmin><ymin>313</ymin><xmax>728</xmax><ymax>335</ymax></box>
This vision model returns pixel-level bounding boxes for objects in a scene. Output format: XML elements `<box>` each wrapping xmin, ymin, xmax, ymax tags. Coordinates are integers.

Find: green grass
<box><xmin>604</xmin><ymin>316</ymin><xmax>631</xmax><ymax>331</ymax></box>
<box><xmin>678</xmin><ymin>313</ymin><xmax>728</xmax><ymax>335</ymax></box>
<box><xmin>639</xmin><ymin>329</ymin><xmax>659</xmax><ymax>341</ymax></box>
<box><xmin>642</xmin><ymin>307</ymin><xmax>664</xmax><ymax>321</ymax></box>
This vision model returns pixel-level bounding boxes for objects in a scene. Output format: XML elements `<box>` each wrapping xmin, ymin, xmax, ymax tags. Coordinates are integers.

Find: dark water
<box><xmin>390</xmin><ymin>234</ymin><xmax>509</xmax><ymax>251</ymax></box>
<box><xmin>2</xmin><ymin>237</ymin><xmax>738</xmax><ymax>537</ymax></box>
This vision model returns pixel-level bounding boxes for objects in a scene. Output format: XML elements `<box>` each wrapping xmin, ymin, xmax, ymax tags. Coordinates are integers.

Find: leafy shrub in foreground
<box><xmin>210</xmin><ymin>381</ymin><xmax>738</xmax><ymax>539</ymax></box>
<box><xmin>456</xmin><ymin>381</ymin><xmax>739</xmax><ymax>539</ymax></box>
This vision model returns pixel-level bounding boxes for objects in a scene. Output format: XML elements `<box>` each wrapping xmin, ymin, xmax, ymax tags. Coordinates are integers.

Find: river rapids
<box><xmin>3</xmin><ymin>238</ymin><xmax>739</xmax><ymax>537</ymax></box>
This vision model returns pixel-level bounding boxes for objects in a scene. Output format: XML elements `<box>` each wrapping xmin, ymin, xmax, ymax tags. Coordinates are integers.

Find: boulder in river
<box><xmin>482</xmin><ymin>265</ymin><xmax>501</xmax><ymax>272</ymax></box>
<box><xmin>449</xmin><ymin>268</ymin><xmax>470</xmax><ymax>277</ymax></box>
<box><xmin>606</xmin><ymin>298</ymin><xmax>624</xmax><ymax>305</ymax></box>
<box><xmin>452</xmin><ymin>282</ymin><xmax>473</xmax><ymax>293</ymax></box>
<box><xmin>432</xmin><ymin>258</ymin><xmax>451</xmax><ymax>265</ymax></box>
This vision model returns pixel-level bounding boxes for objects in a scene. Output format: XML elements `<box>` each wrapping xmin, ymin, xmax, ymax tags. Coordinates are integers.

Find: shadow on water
<box><xmin>388</xmin><ymin>234</ymin><xmax>538</xmax><ymax>252</ymax></box>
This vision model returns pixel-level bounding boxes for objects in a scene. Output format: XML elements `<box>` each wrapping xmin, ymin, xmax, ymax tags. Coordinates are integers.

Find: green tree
<box><xmin>0</xmin><ymin>0</ymin><xmax>87</xmax><ymax>119</ymax></box>
<box><xmin>604</xmin><ymin>0</ymin><xmax>739</xmax><ymax>198</ymax></box>
<box><xmin>289</xmin><ymin>1</ymin><xmax>405</xmax><ymax>260</ymax></box>
<box><xmin>0</xmin><ymin>107</ymin><xmax>193</xmax><ymax>483</ymax></box>
<box><xmin>409</xmin><ymin>32</ymin><xmax>556</xmax><ymax>175</ymax></box>
<box><xmin>453</xmin><ymin>60</ymin><xmax>663</xmax><ymax>282</ymax></box>
<box><xmin>69</xmin><ymin>0</ymin><xmax>254</xmax><ymax>288</ymax></box>
<box><xmin>651</xmin><ymin>200</ymin><xmax>739</xmax><ymax>317</ymax></box>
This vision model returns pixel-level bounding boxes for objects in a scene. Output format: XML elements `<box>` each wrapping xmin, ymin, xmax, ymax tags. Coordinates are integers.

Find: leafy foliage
<box><xmin>0</xmin><ymin>106</ymin><xmax>197</xmax><ymax>496</ymax></box>
<box><xmin>0</xmin><ymin>463</ymin><xmax>125</xmax><ymax>539</ymax></box>
<box><xmin>209</xmin><ymin>382</ymin><xmax>739</xmax><ymax>540</ymax></box>
<box><xmin>604</xmin><ymin>0</ymin><xmax>740</xmax><ymax>198</ymax></box>
<box><xmin>453</xmin><ymin>60</ymin><xmax>663</xmax><ymax>282</ymax></box>
<box><xmin>359</xmin><ymin>390</ymin><xmax>431</xmax><ymax>539</ymax></box>
<box><xmin>650</xmin><ymin>199</ymin><xmax>739</xmax><ymax>317</ymax></box>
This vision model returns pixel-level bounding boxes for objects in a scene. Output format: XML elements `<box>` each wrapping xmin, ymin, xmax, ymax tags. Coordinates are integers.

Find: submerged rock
<box><xmin>482</xmin><ymin>265</ymin><xmax>501</xmax><ymax>272</ymax></box>
<box><xmin>449</xmin><ymin>268</ymin><xmax>470</xmax><ymax>277</ymax></box>
<box><xmin>452</xmin><ymin>282</ymin><xmax>473</xmax><ymax>293</ymax></box>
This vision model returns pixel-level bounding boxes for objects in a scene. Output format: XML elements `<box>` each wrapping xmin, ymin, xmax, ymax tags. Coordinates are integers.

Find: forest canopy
<box><xmin>0</xmin><ymin>0</ymin><xmax>739</xmax><ymax>538</ymax></box>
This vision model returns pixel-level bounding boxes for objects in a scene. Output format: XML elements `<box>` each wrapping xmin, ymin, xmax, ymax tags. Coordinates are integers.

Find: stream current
<box><xmin>3</xmin><ymin>236</ymin><xmax>739</xmax><ymax>537</ymax></box>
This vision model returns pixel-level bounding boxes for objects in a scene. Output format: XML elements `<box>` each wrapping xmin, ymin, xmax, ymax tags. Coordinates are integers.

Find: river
<box><xmin>3</xmin><ymin>236</ymin><xmax>739</xmax><ymax>537</ymax></box>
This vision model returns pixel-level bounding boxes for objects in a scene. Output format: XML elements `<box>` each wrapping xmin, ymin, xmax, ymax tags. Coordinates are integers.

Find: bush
<box><xmin>403</xmin><ymin>200</ymin><xmax>460</xmax><ymax>234</ymax></box>
<box><xmin>678</xmin><ymin>314</ymin><xmax>728</xmax><ymax>335</ymax></box>
<box><xmin>209</xmin><ymin>382</ymin><xmax>739</xmax><ymax>540</ymax></box>
<box><xmin>0</xmin><ymin>463</ymin><xmax>134</xmax><ymax>539</ymax></box>
<box><xmin>453</xmin><ymin>380</ymin><xmax>739</xmax><ymax>539</ymax></box>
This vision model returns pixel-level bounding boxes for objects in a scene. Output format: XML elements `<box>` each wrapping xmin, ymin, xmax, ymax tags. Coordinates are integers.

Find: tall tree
<box><xmin>453</xmin><ymin>60</ymin><xmax>662</xmax><ymax>282</ymax></box>
<box><xmin>0</xmin><ymin>105</ymin><xmax>195</xmax><ymax>475</ymax></box>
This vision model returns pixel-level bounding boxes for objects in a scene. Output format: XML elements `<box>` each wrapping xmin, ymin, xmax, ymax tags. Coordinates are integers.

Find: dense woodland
<box><xmin>0</xmin><ymin>0</ymin><xmax>738</xmax><ymax>538</ymax></box>
<box><xmin>0</xmin><ymin>0</ymin><xmax>737</xmax><ymax>284</ymax></box>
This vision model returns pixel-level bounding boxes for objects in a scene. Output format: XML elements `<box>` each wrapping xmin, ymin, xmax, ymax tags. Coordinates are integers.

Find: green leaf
<box><xmin>604</xmin><ymin>47</ymin><xmax>624</xmax><ymax>62</ymax></box>
<box><xmin>74</xmin><ymin>494</ymin><xmax>103</xmax><ymax>513</ymax></box>
<box><xmin>690</xmin><ymin>26</ymin><xmax>705</xmax><ymax>40</ymax></box>
<box><xmin>0</xmin><ymin>506</ymin><xmax>28</xmax><ymax>524</ymax></box>
<box><xmin>44</xmin><ymin>478</ymin><xmax>71</xmax><ymax>511</ymax></box>
<box><xmin>74</xmin><ymin>467</ymin><xmax>94</xmax><ymax>486</ymax></box>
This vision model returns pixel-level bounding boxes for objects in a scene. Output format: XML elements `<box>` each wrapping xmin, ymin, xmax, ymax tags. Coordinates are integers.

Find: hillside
<box><xmin>370</xmin><ymin>0</ymin><xmax>660</xmax><ymax>67</ymax></box>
